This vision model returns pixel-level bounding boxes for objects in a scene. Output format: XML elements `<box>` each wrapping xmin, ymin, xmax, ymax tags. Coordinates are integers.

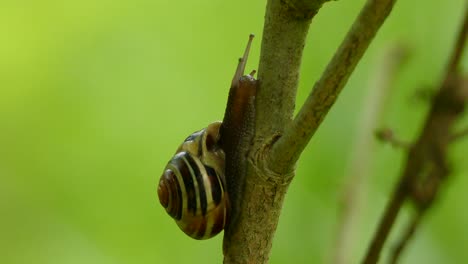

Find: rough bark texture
<box><xmin>222</xmin><ymin>0</ymin><xmax>324</xmax><ymax>263</ymax></box>
<box><xmin>222</xmin><ymin>0</ymin><xmax>397</xmax><ymax>262</ymax></box>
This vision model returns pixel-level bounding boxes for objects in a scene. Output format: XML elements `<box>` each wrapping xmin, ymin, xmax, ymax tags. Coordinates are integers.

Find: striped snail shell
<box><xmin>157</xmin><ymin>34</ymin><xmax>256</xmax><ymax>240</ymax></box>
<box><xmin>157</xmin><ymin>122</ymin><xmax>229</xmax><ymax>239</ymax></box>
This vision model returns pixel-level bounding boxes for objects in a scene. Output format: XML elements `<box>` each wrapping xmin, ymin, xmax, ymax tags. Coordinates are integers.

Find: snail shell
<box><xmin>157</xmin><ymin>122</ymin><xmax>229</xmax><ymax>239</ymax></box>
<box><xmin>157</xmin><ymin>34</ymin><xmax>256</xmax><ymax>240</ymax></box>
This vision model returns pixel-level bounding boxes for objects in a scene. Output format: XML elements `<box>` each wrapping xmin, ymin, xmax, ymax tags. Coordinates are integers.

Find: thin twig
<box><xmin>269</xmin><ymin>0</ymin><xmax>398</xmax><ymax>174</ymax></box>
<box><xmin>388</xmin><ymin>212</ymin><xmax>423</xmax><ymax>264</ymax></box>
<box><xmin>376</xmin><ymin>128</ymin><xmax>412</xmax><ymax>149</ymax></box>
<box><xmin>362</xmin><ymin>184</ymin><xmax>407</xmax><ymax>264</ymax></box>
<box><xmin>332</xmin><ymin>44</ymin><xmax>408</xmax><ymax>264</ymax></box>
<box><xmin>446</xmin><ymin>11</ymin><xmax>468</xmax><ymax>74</ymax></box>
<box><xmin>450</xmin><ymin>127</ymin><xmax>468</xmax><ymax>142</ymax></box>
<box><xmin>362</xmin><ymin>5</ymin><xmax>468</xmax><ymax>264</ymax></box>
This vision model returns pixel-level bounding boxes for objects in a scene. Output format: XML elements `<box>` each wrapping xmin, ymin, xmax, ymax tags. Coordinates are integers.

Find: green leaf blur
<box><xmin>1</xmin><ymin>1</ymin><xmax>467</xmax><ymax>263</ymax></box>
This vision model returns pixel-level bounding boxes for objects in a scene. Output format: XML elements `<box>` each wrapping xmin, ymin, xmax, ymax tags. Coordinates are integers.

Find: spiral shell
<box><xmin>157</xmin><ymin>122</ymin><xmax>229</xmax><ymax>239</ymax></box>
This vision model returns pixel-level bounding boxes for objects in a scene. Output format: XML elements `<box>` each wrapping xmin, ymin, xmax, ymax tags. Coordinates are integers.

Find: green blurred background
<box><xmin>1</xmin><ymin>0</ymin><xmax>467</xmax><ymax>263</ymax></box>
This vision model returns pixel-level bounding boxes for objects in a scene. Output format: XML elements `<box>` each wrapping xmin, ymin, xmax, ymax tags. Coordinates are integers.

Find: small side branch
<box><xmin>389</xmin><ymin>212</ymin><xmax>423</xmax><ymax>264</ymax></box>
<box><xmin>269</xmin><ymin>0</ymin><xmax>398</xmax><ymax>174</ymax></box>
<box><xmin>450</xmin><ymin>125</ymin><xmax>468</xmax><ymax>142</ymax></box>
<box><xmin>376</xmin><ymin>128</ymin><xmax>412</xmax><ymax>149</ymax></box>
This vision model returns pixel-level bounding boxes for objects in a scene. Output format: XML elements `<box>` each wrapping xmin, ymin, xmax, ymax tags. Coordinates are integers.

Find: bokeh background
<box><xmin>1</xmin><ymin>0</ymin><xmax>467</xmax><ymax>263</ymax></box>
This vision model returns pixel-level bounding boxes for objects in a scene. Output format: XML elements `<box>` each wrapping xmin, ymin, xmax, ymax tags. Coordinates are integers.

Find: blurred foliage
<box><xmin>0</xmin><ymin>0</ymin><xmax>467</xmax><ymax>263</ymax></box>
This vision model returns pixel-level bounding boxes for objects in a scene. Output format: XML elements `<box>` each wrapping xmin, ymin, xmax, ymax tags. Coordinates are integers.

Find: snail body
<box><xmin>157</xmin><ymin>35</ymin><xmax>257</xmax><ymax>240</ymax></box>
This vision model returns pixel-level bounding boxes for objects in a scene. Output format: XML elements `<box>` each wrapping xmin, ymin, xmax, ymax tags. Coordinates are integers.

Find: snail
<box><xmin>157</xmin><ymin>122</ymin><xmax>228</xmax><ymax>239</ymax></box>
<box><xmin>157</xmin><ymin>35</ymin><xmax>257</xmax><ymax>239</ymax></box>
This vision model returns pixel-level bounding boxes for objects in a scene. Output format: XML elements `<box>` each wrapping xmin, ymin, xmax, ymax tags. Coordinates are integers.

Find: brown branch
<box><xmin>363</xmin><ymin>185</ymin><xmax>407</xmax><ymax>264</ymax></box>
<box><xmin>362</xmin><ymin>5</ymin><xmax>468</xmax><ymax>264</ymax></box>
<box><xmin>254</xmin><ymin>0</ymin><xmax>328</xmax><ymax>139</ymax></box>
<box><xmin>376</xmin><ymin>128</ymin><xmax>412</xmax><ymax>149</ymax></box>
<box><xmin>224</xmin><ymin>0</ymin><xmax>400</xmax><ymax>262</ymax></box>
<box><xmin>223</xmin><ymin>0</ymin><xmax>403</xmax><ymax>261</ymax></box>
<box><xmin>388</xmin><ymin>212</ymin><xmax>423</xmax><ymax>264</ymax></box>
<box><xmin>222</xmin><ymin>1</ymin><xmax>328</xmax><ymax>263</ymax></box>
<box><xmin>450</xmin><ymin>126</ymin><xmax>468</xmax><ymax>142</ymax></box>
<box><xmin>446</xmin><ymin>11</ymin><xmax>468</xmax><ymax>74</ymax></box>
<box><xmin>332</xmin><ymin>44</ymin><xmax>407</xmax><ymax>264</ymax></box>
<box><xmin>268</xmin><ymin>0</ymin><xmax>398</xmax><ymax>175</ymax></box>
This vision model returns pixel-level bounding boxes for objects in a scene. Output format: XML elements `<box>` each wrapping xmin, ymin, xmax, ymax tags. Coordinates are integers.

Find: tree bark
<box><xmin>222</xmin><ymin>0</ymin><xmax>397</xmax><ymax>262</ymax></box>
<box><xmin>223</xmin><ymin>1</ymin><xmax>322</xmax><ymax>263</ymax></box>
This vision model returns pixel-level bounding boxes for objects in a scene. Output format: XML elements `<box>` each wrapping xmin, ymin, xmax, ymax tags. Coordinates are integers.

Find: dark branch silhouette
<box><xmin>362</xmin><ymin>6</ymin><xmax>468</xmax><ymax>263</ymax></box>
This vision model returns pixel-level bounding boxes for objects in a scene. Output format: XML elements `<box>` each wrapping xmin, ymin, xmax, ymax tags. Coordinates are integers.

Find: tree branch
<box><xmin>450</xmin><ymin>126</ymin><xmax>468</xmax><ymax>142</ymax></box>
<box><xmin>223</xmin><ymin>1</ymin><xmax>327</xmax><ymax>263</ymax></box>
<box><xmin>223</xmin><ymin>0</ymin><xmax>400</xmax><ymax>262</ymax></box>
<box><xmin>376</xmin><ymin>128</ymin><xmax>412</xmax><ymax>149</ymax></box>
<box><xmin>389</xmin><ymin>212</ymin><xmax>422</xmax><ymax>264</ymax></box>
<box><xmin>362</xmin><ymin>6</ymin><xmax>468</xmax><ymax>263</ymax></box>
<box><xmin>269</xmin><ymin>0</ymin><xmax>397</xmax><ymax>174</ymax></box>
<box><xmin>255</xmin><ymin>0</ymin><xmax>328</xmax><ymax>140</ymax></box>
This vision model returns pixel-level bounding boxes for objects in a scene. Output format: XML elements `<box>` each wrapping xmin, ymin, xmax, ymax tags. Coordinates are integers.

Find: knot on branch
<box><xmin>249</xmin><ymin>134</ymin><xmax>296</xmax><ymax>186</ymax></box>
<box><xmin>282</xmin><ymin>0</ymin><xmax>329</xmax><ymax>20</ymax></box>
<box><xmin>434</xmin><ymin>85</ymin><xmax>466</xmax><ymax>115</ymax></box>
